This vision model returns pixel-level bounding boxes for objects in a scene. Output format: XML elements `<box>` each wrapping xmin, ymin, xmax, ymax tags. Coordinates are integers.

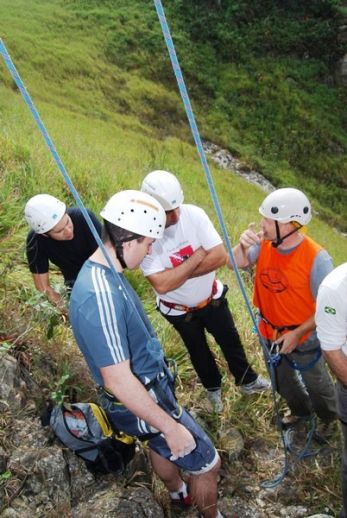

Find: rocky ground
<box><xmin>202</xmin><ymin>141</ymin><xmax>275</xmax><ymax>194</ymax></box>
<box><xmin>0</xmin><ymin>351</ymin><xmax>342</xmax><ymax>518</ymax></box>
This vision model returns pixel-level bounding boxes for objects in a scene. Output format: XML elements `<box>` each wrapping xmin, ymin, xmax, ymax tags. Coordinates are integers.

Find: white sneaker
<box><xmin>207</xmin><ymin>389</ymin><xmax>224</xmax><ymax>412</ymax></box>
<box><xmin>239</xmin><ymin>375</ymin><xmax>271</xmax><ymax>395</ymax></box>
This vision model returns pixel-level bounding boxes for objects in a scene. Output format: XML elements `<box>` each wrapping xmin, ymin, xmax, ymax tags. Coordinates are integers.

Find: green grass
<box><xmin>1</xmin><ymin>0</ymin><xmax>346</xmax><ymax>229</ymax></box>
<box><xmin>0</xmin><ymin>0</ymin><xmax>347</xmax><ymax>514</ymax></box>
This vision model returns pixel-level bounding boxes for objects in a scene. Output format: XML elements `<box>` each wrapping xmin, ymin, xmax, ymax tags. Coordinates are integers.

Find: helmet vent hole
<box><xmin>271</xmin><ymin>207</ymin><xmax>279</xmax><ymax>214</ymax></box>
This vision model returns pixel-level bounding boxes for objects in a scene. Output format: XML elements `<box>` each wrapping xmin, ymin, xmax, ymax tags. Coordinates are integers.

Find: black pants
<box><xmin>163</xmin><ymin>297</ymin><xmax>257</xmax><ymax>390</ymax></box>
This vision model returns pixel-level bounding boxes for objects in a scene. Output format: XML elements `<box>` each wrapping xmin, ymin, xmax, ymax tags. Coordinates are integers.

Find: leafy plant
<box><xmin>22</xmin><ymin>284</ymin><xmax>68</xmax><ymax>339</ymax></box>
<box><xmin>0</xmin><ymin>471</ymin><xmax>12</xmax><ymax>484</ymax></box>
<box><xmin>50</xmin><ymin>371</ymin><xmax>71</xmax><ymax>405</ymax></box>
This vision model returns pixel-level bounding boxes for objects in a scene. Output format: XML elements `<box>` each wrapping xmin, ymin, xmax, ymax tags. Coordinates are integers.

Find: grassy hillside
<box><xmin>0</xmin><ymin>0</ymin><xmax>347</xmax><ymax>514</ymax></box>
<box><xmin>1</xmin><ymin>0</ymin><xmax>347</xmax><ymax>230</ymax></box>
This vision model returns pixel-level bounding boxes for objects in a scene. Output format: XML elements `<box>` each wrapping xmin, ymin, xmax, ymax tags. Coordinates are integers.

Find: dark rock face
<box><xmin>72</xmin><ymin>486</ymin><xmax>164</xmax><ymax>518</ymax></box>
<box><xmin>0</xmin><ymin>353</ymin><xmax>162</xmax><ymax>517</ymax></box>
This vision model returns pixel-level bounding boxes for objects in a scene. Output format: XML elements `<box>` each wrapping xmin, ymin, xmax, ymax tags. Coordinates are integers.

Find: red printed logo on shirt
<box><xmin>260</xmin><ymin>268</ymin><xmax>289</xmax><ymax>293</ymax></box>
<box><xmin>169</xmin><ymin>245</ymin><xmax>193</xmax><ymax>267</ymax></box>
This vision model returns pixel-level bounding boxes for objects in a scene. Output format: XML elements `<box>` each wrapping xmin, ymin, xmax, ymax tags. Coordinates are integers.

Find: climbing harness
<box><xmin>268</xmin><ymin>341</ymin><xmax>283</xmax><ymax>368</ymax></box>
<box><xmin>283</xmin><ymin>348</ymin><xmax>322</xmax><ymax>372</ymax></box>
<box><xmin>267</xmin><ymin>334</ymin><xmax>322</xmax><ymax>373</ymax></box>
<box><xmin>159</xmin><ymin>279</ymin><xmax>218</xmax><ymax>313</ymax></box>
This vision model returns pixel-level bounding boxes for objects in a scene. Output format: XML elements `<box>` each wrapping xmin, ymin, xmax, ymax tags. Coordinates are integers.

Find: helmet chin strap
<box><xmin>115</xmin><ymin>246</ymin><xmax>128</xmax><ymax>269</ymax></box>
<box><xmin>271</xmin><ymin>221</ymin><xmax>302</xmax><ymax>248</ymax></box>
<box><xmin>104</xmin><ymin>221</ymin><xmax>142</xmax><ymax>269</ymax></box>
<box><xmin>105</xmin><ymin>232</ymin><xmax>128</xmax><ymax>269</ymax></box>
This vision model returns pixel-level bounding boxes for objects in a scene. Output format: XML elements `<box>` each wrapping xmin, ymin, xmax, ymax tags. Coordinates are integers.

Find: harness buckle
<box><xmin>268</xmin><ymin>341</ymin><xmax>283</xmax><ymax>367</ymax></box>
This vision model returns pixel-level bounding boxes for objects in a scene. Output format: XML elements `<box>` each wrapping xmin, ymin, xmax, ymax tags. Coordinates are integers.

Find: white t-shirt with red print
<box><xmin>141</xmin><ymin>204</ymin><xmax>223</xmax><ymax>315</ymax></box>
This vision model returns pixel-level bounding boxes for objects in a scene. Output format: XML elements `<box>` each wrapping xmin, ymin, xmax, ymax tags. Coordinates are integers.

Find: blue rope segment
<box><xmin>153</xmin><ymin>2</ymin><xmax>275</xmax><ymax>369</ymax></box>
<box><xmin>0</xmin><ymin>38</ymin><xmax>152</xmax><ymax>341</ymax></box>
<box><xmin>283</xmin><ymin>348</ymin><xmax>322</xmax><ymax>372</ymax></box>
<box><xmin>153</xmin><ymin>0</ymin><xmax>322</xmax><ymax>487</ymax></box>
<box><xmin>268</xmin><ymin>347</ymin><xmax>322</xmax><ymax>372</ymax></box>
<box><xmin>261</xmin><ymin>415</ymin><xmax>319</xmax><ymax>489</ymax></box>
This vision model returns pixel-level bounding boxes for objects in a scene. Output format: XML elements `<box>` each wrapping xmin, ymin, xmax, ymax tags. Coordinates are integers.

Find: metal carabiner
<box><xmin>269</xmin><ymin>341</ymin><xmax>283</xmax><ymax>367</ymax></box>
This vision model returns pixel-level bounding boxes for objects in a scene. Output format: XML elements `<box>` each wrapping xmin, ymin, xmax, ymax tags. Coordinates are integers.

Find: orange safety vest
<box><xmin>253</xmin><ymin>236</ymin><xmax>322</xmax><ymax>343</ymax></box>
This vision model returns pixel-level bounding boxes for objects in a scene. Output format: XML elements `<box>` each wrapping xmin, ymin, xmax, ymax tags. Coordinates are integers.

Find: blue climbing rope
<box><xmin>0</xmin><ymin>38</ymin><xmax>157</xmax><ymax>345</ymax></box>
<box><xmin>268</xmin><ymin>344</ymin><xmax>322</xmax><ymax>372</ymax></box>
<box><xmin>153</xmin><ymin>0</ymin><xmax>319</xmax><ymax>487</ymax></box>
<box><xmin>153</xmin><ymin>0</ymin><xmax>258</xmax><ymax>331</ymax></box>
<box><xmin>283</xmin><ymin>348</ymin><xmax>322</xmax><ymax>372</ymax></box>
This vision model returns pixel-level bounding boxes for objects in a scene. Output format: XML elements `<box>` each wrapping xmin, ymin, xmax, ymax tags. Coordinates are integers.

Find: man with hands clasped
<box><xmin>232</xmin><ymin>188</ymin><xmax>337</xmax><ymax>438</ymax></box>
<box><xmin>140</xmin><ymin>170</ymin><xmax>270</xmax><ymax>414</ymax></box>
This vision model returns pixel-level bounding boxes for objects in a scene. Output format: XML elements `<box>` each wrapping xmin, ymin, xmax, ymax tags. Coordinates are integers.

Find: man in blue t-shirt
<box><xmin>25</xmin><ymin>194</ymin><xmax>101</xmax><ymax>310</ymax></box>
<box><xmin>69</xmin><ymin>190</ymin><xmax>223</xmax><ymax>518</ymax></box>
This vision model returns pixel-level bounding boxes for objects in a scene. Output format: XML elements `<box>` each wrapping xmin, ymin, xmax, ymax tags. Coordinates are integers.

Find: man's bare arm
<box><xmin>190</xmin><ymin>243</ymin><xmax>227</xmax><ymax>278</ymax></box>
<box><xmin>322</xmin><ymin>349</ymin><xmax>347</xmax><ymax>386</ymax></box>
<box><xmin>101</xmin><ymin>361</ymin><xmax>196</xmax><ymax>459</ymax></box>
<box><xmin>277</xmin><ymin>315</ymin><xmax>316</xmax><ymax>354</ymax></box>
<box><xmin>227</xmin><ymin>223</ymin><xmax>263</xmax><ymax>270</ymax></box>
<box><xmin>146</xmin><ymin>247</ymin><xmax>207</xmax><ymax>294</ymax></box>
<box><xmin>32</xmin><ymin>273</ymin><xmax>65</xmax><ymax>309</ymax></box>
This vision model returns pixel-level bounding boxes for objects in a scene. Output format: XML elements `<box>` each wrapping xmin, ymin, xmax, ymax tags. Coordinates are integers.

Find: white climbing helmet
<box><xmin>24</xmin><ymin>194</ymin><xmax>66</xmax><ymax>234</ymax></box>
<box><xmin>141</xmin><ymin>170</ymin><xmax>184</xmax><ymax>211</ymax></box>
<box><xmin>100</xmin><ymin>190</ymin><xmax>166</xmax><ymax>239</ymax></box>
<box><xmin>259</xmin><ymin>188</ymin><xmax>312</xmax><ymax>225</ymax></box>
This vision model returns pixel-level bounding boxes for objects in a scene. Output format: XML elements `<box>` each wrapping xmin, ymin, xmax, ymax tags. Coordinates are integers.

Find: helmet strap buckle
<box><xmin>271</xmin><ymin>221</ymin><xmax>302</xmax><ymax>248</ymax></box>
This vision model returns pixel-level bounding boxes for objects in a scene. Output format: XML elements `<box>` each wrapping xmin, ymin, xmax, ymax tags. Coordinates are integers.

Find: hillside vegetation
<box><xmin>1</xmin><ymin>0</ymin><xmax>346</xmax><ymax>232</ymax></box>
<box><xmin>0</xmin><ymin>0</ymin><xmax>347</xmax><ymax>515</ymax></box>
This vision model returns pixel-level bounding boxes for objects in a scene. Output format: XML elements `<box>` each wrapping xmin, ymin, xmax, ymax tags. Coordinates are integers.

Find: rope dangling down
<box><xmin>153</xmin><ymin>0</ymin><xmax>322</xmax><ymax>487</ymax></box>
<box><xmin>0</xmin><ymin>38</ymin><xmax>157</xmax><ymax>345</ymax></box>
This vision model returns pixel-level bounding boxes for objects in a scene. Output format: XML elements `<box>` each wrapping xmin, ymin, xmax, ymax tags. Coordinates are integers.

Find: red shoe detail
<box><xmin>171</xmin><ymin>492</ymin><xmax>193</xmax><ymax>508</ymax></box>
